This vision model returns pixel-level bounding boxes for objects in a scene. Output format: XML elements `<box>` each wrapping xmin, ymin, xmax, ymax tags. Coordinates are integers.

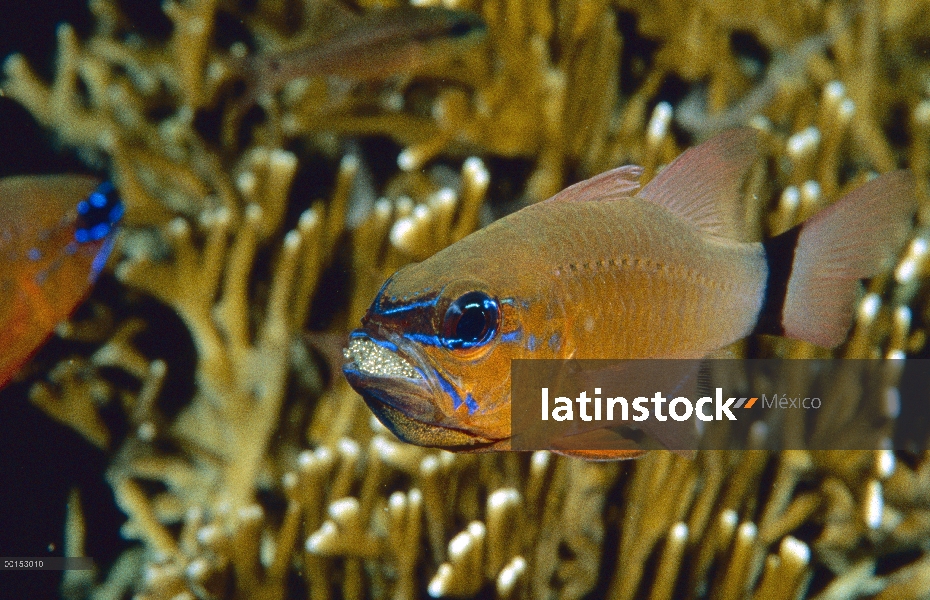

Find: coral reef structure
<box><xmin>2</xmin><ymin>0</ymin><xmax>930</xmax><ymax>598</ymax></box>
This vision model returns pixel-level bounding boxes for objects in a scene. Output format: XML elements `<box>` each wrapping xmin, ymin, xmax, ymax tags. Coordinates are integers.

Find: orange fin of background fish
<box><xmin>782</xmin><ymin>170</ymin><xmax>916</xmax><ymax>348</ymax></box>
<box><xmin>638</xmin><ymin>128</ymin><xmax>759</xmax><ymax>239</ymax></box>
<box><xmin>544</xmin><ymin>165</ymin><xmax>644</xmax><ymax>203</ymax></box>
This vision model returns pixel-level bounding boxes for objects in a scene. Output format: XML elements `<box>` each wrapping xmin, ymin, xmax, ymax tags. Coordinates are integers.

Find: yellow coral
<box><xmin>3</xmin><ymin>0</ymin><xmax>930</xmax><ymax>599</ymax></box>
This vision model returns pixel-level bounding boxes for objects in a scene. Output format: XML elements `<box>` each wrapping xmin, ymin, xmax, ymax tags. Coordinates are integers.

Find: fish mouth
<box><xmin>342</xmin><ymin>332</ymin><xmax>501</xmax><ymax>450</ymax></box>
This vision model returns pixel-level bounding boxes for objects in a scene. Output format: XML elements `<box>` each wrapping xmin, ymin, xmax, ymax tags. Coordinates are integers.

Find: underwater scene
<box><xmin>1</xmin><ymin>0</ymin><xmax>930</xmax><ymax>598</ymax></box>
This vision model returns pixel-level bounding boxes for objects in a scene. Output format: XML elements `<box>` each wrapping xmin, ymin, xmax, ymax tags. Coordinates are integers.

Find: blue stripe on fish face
<box><xmin>432</xmin><ymin>369</ymin><xmax>480</xmax><ymax>415</ymax></box>
<box><xmin>368</xmin><ymin>286</ymin><xmax>516</xmax><ymax>347</ymax></box>
<box><xmin>372</xmin><ymin>271</ymin><xmax>440</xmax><ymax>317</ymax></box>
<box><xmin>500</xmin><ymin>329</ymin><xmax>522</xmax><ymax>342</ymax></box>
<box><xmin>402</xmin><ymin>332</ymin><xmax>444</xmax><ymax>346</ymax></box>
<box><xmin>373</xmin><ymin>296</ymin><xmax>440</xmax><ymax>316</ymax></box>
<box><xmin>365</xmin><ymin>284</ymin><xmax>523</xmax><ymax>360</ymax></box>
<box><xmin>364</xmin><ymin>278</ymin><xmax>442</xmax><ymax>340</ymax></box>
<box><xmin>434</xmin><ymin>368</ymin><xmax>464</xmax><ymax>410</ymax></box>
<box><xmin>396</xmin><ymin>298</ymin><xmax>518</xmax><ymax>350</ymax></box>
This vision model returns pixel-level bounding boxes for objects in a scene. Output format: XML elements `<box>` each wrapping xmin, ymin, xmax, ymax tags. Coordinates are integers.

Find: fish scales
<box><xmin>420</xmin><ymin>199</ymin><xmax>767</xmax><ymax>360</ymax></box>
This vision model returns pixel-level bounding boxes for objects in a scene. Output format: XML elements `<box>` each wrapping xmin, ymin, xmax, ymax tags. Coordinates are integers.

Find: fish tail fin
<box><xmin>755</xmin><ymin>171</ymin><xmax>916</xmax><ymax>348</ymax></box>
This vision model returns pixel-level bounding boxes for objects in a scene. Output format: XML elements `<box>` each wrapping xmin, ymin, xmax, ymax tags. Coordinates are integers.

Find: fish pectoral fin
<box><xmin>544</xmin><ymin>165</ymin><xmax>644</xmax><ymax>204</ymax></box>
<box><xmin>638</xmin><ymin>128</ymin><xmax>760</xmax><ymax>240</ymax></box>
<box><xmin>560</xmin><ymin>361</ymin><xmax>702</xmax><ymax>455</ymax></box>
<box><xmin>549</xmin><ymin>426</ymin><xmax>695</xmax><ymax>461</ymax></box>
<box><xmin>631</xmin><ymin>415</ymin><xmax>700</xmax><ymax>456</ymax></box>
<box><xmin>551</xmin><ymin>414</ymin><xmax>699</xmax><ymax>457</ymax></box>
<box><xmin>550</xmin><ymin>428</ymin><xmax>647</xmax><ymax>460</ymax></box>
<box><xmin>551</xmin><ymin>426</ymin><xmax>642</xmax><ymax>449</ymax></box>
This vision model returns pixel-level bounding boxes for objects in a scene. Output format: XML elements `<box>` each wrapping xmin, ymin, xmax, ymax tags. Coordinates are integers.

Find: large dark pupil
<box><xmin>442</xmin><ymin>291</ymin><xmax>498</xmax><ymax>350</ymax></box>
<box><xmin>456</xmin><ymin>305</ymin><xmax>487</xmax><ymax>342</ymax></box>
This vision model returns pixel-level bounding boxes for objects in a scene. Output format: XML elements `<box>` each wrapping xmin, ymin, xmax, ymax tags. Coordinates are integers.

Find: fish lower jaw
<box><xmin>363</xmin><ymin>396</ymin><xmax>501</xmax><ymax>450</ymax></box>
<box><xmin>344</xmin><ymin>335</ymin><xmax>421</xmax><ymax>380</ymax></box>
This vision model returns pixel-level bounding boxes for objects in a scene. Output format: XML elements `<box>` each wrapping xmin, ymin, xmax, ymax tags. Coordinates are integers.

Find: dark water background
<box><xmin>0</xmin><ymin>1</ymin><xmax>127</xmax><ymax>598</ymax></box>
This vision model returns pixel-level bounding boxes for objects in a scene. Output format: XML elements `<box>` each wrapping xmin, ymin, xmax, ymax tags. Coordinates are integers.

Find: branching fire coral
<box><xmin>3</xmin><ymin>0</ymin><xmax>930</xmax><ymax>599</ymax></box>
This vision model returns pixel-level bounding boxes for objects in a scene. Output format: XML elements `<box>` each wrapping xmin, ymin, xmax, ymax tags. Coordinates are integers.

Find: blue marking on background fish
<box><xmin>76</xmin><ymin>181</ymin><xmax>123</xmax><ymax>243</ymax></box>
<box><xmin>527</xmin><ymin>335</ymin><xmax>537</xmax><ymax>351</ymax></box>
<box><xmin>89</xmin><ymin>234</ymin><xmax>117</xmax><ymax>281</ymax></box>
<box><xmin>548</xmin><ymin>332</ymin><xmax>561</xmax><ymax>351</ymax></box>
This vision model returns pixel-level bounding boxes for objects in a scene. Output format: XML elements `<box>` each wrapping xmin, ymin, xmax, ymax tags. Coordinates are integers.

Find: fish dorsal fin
<box><xmin>545</xmin><ymin>165</ymin><xmax>644</xmax><ymax>203</ymax></box>
<box><xmin>638</xmin><ymin>128</ymin><xmax>760</xmax><ymax>239</ymax></box>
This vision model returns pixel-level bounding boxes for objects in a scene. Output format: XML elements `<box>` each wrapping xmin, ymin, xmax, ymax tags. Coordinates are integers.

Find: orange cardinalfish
<box><xmin>342</xmin><ymin>129</ymin><xmax>916</xmax><ymax>460</ymax></box>
<box><xmin>0</xmin><ymin>176</ymin><xmax>123</xmax><ymax>388</ymax></box>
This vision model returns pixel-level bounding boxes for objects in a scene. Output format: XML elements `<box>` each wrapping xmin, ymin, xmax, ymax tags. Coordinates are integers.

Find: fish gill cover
<box><xmin>0</xmin><ymin>0</ymin><xmax>929</xmax><ymax>599</ymax></box>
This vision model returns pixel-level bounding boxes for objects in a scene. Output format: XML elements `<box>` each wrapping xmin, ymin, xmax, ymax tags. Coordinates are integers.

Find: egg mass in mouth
<box><xmin>344</xmin><ymin>336</ymin><xmax>420</xmax><ymax>379</ymax></box>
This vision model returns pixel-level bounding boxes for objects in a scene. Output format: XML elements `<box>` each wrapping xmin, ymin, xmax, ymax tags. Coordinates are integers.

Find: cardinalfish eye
<box><xmin>75</xmin><ymin>181</ymin><xmax>124</xmax><ymax>243</ymax></box>
<box><xmin>441</xmin><ymin>291</ymin><xmax>499</xmax><ymax>350</ymax></box>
